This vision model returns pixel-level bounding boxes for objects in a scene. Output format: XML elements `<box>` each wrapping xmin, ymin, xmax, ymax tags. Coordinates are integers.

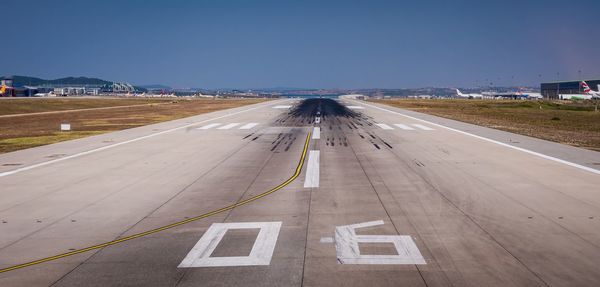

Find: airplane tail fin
<box><xmin>581</xmin><ymin>81</ymin><xmax>592</xmax><ymax>94</ymax></box>
<box><xmin>455</xmin><ymin>89</ymin><xmax>463</xmax><ymax>96</ymax></box>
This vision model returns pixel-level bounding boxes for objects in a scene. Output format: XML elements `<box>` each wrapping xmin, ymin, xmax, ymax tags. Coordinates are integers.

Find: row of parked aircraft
<box><xmin>455</xmin><ymin>88</ymin><xmax>543</xmax><ymax>99</ymax></box>
<box><xmin>456</xmin><ymin>81</ymin><xmax>600</xmax><ymax>100</ymax></box>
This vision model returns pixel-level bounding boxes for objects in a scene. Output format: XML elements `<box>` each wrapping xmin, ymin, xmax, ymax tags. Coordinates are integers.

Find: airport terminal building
<box><xmin>541</xmin><ymin>79</ymin><xmax>600</xmax><ymax>99</ymax></box>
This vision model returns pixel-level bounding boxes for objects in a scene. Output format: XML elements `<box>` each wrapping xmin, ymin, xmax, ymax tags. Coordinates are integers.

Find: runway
<box><xmin>1</xmin><ymin>98</ymin><xmax>600</xmax><ymax>286</ymax></box>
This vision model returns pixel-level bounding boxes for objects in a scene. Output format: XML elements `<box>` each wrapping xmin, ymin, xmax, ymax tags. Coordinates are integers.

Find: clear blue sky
<box><xmin>3</xmin><ymin>0</ymin><xmax>599</xmax><ymax>89</ymax></box>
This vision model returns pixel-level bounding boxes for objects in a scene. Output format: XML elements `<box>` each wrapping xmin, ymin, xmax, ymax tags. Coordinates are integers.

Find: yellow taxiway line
<box><xmin>0</xmin><ymin>131</ymin><xmax>312</xmax><ymax>274</ymax></box>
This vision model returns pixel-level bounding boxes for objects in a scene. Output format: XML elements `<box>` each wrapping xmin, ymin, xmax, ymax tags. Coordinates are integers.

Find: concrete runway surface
<box><xmin>1</xmin><ymin>98</ymin><xmax>600</xmax><ymax>287</ymax></box>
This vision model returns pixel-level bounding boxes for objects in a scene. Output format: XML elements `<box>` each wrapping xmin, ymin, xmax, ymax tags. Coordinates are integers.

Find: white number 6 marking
<box><xmin>334</xmin><ymin>220</ymin><xmax>426</xmax><ymax>265</ymax></box>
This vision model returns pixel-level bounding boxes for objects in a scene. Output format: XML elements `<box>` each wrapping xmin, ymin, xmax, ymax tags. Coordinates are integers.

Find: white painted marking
<box><xmin>312</xmin><ymin>127</ymin><xmax>321</xmax><ymax>139</ymax></box>
<box><xmin>334</xmin><ymin>220</ymin><xmax>426</xmax><ymax>265</ymax></box>
<box><xmin>346</xmin><ymin>106</ymin><xmax>365</xmax><ymax>109</ymax></box>
<box><xmin>239</xmin><ymin>123</ymin><xmax>259</xmax><ymax>130</ymax></box>
<box><xmin>0</xmin><ymin>100</ymin><xmax>289</xmax><ymax>178</ymax></box>
<box><xmin>320</xmin><ymin>237</ymin><xmax>334</xmax><ymax>243</ymax></box>
<box><xmin>352</xmin><ymin>100</ymin><xmax>600</xmax><ymax>175</ymax></box>
<box><xmin>60</xmin><ymin>123</ymin><xmax>71</xmax><ymax>131</ymax></box>
<box><xmin>198</xmin><ymin>123</ymin><xmax>221</xmax><ymax>130</ymax></box>
<box><xmin>412</xmin><ymin>124</ymin><xmax>434</xmax><ymax>131</ymax></box>
<box><xmin>273</xmin><ymin>105</ymin><xmax>292</xmax><ymax>109</ymax></box>
<box><xmin>393</xmin><ymin>124</ymin><xmax>415</xmax><ymax>130</ymax></box>
<box><xmin>304</xmin><ymin>150</ymin><xmax>320</xmax><ymax>188</ymax></box>
<box><xmin>375</xmin><ymin>123</ymin><xmax>394</xmax><ymax>130</ymax></box>
<box><xmin>217</xmin><ymin>123</ymin><xmax>240</xmax><ymax>130</ymax></box>
<box><xmin>178</xmin><ymin>221</ymin><xmax>282</xmax><ymax>267</ymax></box>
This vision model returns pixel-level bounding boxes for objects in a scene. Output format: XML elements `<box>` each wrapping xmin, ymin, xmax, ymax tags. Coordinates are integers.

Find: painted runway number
<box><xmin>178</xmin><ymin>222</ymin><xmax>282</xmax><ymax>267</ymax></box>
<box><xmin>332</xmin><ymin>220</ymin><xmax>426</xmax><ymax>265</ymax></box>
<box><xmin>179</xmin><ymin>220</ymin><xmax>424</xmax><ymax>268</ymax></box>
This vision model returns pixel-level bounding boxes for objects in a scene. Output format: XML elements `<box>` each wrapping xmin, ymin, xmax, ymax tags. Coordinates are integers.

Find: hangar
<box><xmin>541</xmin><ymin>79</ymin><xmax>600</xmax><ymax>99</ymax></box>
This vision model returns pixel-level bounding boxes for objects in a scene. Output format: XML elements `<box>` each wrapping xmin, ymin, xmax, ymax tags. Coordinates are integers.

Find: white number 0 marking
<box><xmin>178</xmin><ymin>222</ymin><xmax>282</xmax><ymax>267</ymax></box>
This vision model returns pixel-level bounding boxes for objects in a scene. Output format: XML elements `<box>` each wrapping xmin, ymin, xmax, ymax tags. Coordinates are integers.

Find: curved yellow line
<box><xmin>0</xmin><ymin>131</ymin><xmax>312</xmax><ymax>273</ymax></box>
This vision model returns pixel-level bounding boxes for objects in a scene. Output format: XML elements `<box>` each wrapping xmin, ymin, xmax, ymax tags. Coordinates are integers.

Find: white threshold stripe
<box><xmin>304</xmin><ymin>150</ymin><xmax>320</xmax><ymax>188</ymax></box>
<box><xmin>412</xmin><ymin>124</ymin><xmax>434</xmax><ymax>131</ymax></box>
<box><xmin>394</xmin><ymin>124</ymin><xmax>415</xmax><ymax>130</ymax></box>
<box><xmin>239</xmin><ymin>123</ymin><xmax>259</xmax><ymax>130</ymax></box>
<box><xmin>198</xmin><ymin>123</ymin><xmax>221</xmax><ymax>130</ymax></box>
<box><xmin>312</xmin><ymin>127</ymin><xmax>321</xmax><ymax>139</ymax></box>
<box><xmin>352</xmin><ymin>101</ymin><xmax>600</xmax><ymax>175</ymax></box>
<box><xmin>217</xmin><ymin>123</ymin><xmax>240</xmax><ymax>130</ymax></box>
<box><xmin>0</xmin><ymin>100</ymin><xmax>288</xmax><ymax>178</ymax></box>
<box><xmin>375</xmin><ymin>123</ymin><xmax>394</xmax><ymax>130</ymax></box>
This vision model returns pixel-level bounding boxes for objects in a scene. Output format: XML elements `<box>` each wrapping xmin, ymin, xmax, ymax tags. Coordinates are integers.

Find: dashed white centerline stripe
<box><xmin>217</xmin><ymin>123</ymin><xmax>240</xmax><ymax>130</ymax></box>
<box><xmin>412</xmin><ymin>124</ymin><xmax>434</xmax><ymax>131</ymax></box>
<box><xmin>394</xmin><ymin>124</ymin><xmax>415</xmax><ymax>130</ymax></box>
<box><xmin>198</xmin><ymin>123</ymin><xmax>221</xmax><ymax>130</ymax></box>
<box><xmin>352</xmin><ymin>100</ymin><xmax>600</xmax><ymax>175</ymax></box>
<box><xmin>312</xmin><ymin>127</ymin><xmax>321</xmax><ymax>139</ymax></box>
<box><xmin>304</xmin><ymin>150</ymin><xmax>320</xmax><ymax>188</ymax></box>
<box><xmin>375</xmin><ymin>123</ymin><xmax>394</xmax><ymax>130</ymax></box>
<box><xmin>239</xmin><ymin>123</ymin><xmax>259</xmax><ymax>130</ymax></box>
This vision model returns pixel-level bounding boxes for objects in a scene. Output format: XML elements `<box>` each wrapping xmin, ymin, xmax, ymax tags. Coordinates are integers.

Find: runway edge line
<box><xmin>355</xmin><ymin>100</ymin><xmax>600</xmax><ymax>175</ymax></box>
<box><xmin>0</xmin><ymin>131</ymin><xmax>312</xmax><ymax>274</ymax></box>
<box><xmin>0</xmin><ymin>100</ymin><xmax>287</xmax><ymax>178</ymax></box>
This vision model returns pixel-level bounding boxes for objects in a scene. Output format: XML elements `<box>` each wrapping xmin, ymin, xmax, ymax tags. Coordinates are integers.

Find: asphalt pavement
<box><xmin>1</xmin><ymin>98</ymin><xmax>599</xmax><ymax>286</ymax></box>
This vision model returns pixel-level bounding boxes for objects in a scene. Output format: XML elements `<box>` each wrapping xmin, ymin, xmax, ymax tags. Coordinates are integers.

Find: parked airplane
<box><xmin>455</xmin><ymin>89</ymin><xmax>484</xmax><ymax>99</ymax></box>
<box><xmin>33</xmin><ymin>92</ymin><xmax>57</xmax><ymax>97</ymax></box>
<box><xmin>559</xmin><ymin>93</ymin><xmax>593</xmax><ymax>100</ymax></box>
<box><xmin>581</xmin><ymin>81</ymin><xmax>600</xmax><ymax>98</ymax></box>
<box><xmin>516</xmin><ymin>91</ymin><xmax>543</xmax><ymax>99</ymax></box>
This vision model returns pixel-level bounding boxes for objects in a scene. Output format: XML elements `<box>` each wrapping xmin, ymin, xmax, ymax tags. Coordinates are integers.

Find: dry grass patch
<box><xmin>372</xmin><ymin>99</ymin><xmax>600</xmax><ymax>151</ymax></box>
<box><xmin>0</xmin><ymin>98</ymin><xmax>269</xmax><ymax>154</ymax></box>
<box><xmin>0</xmin><ymin>98</ymin><xmax>170</xmax><ymax>115</ymax></box>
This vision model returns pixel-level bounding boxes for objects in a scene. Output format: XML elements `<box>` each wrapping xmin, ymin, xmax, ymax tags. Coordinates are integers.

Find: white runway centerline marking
<box><xmin>198</xmin><ymin>123</ymin><xmax>221</xmax><ymax>130</ymax></box>
<box><xmin>346</xmin><ymin>106</ymin><xmax>365</xmax><ymax>109</ymax></box>
<box><xmin>352</xmin><ymin>100</ymin><xmax>600</xmax><ymax>175</ymax></box>
<box><xmin>179</xmin><ymin>222</ymin><xmax>282</xmax><ymax>267</ymax></box>
<box><xmin>312</xmin><ymin>127</ymin><xmax>321</xmax><ymax>139</ymax></box>
<box><xmin>217</xmin><ymin>123</ymin><xmax>240</xmax><ymax>130</ymax></box>
<box><xmin>375</xmin><ymin>123</ymin><xmax>394</xmax><ymax>130</ymax></box>
<box><xmin>239</xmin><ymin>123</ymin><xmax>259</xmax><ymax>130</ymax></box>
<box><xmin>273</xmin><ymin>105</ymin><xmax>292</xmax><ymax>109</ymax></box>
<box><xmin>394</xmin><ymin>124</ymin><xmax>415</xmax><ymax>130</ymax></box>
<box><xmin>412</xmin><ymin>124</ymin><xmax>434</xmax><ymax>131</ymax></box>
<box><xmin>304</xmin><ymin>150</ymin><xmax>320</xmax><ymax>188</ymax></box>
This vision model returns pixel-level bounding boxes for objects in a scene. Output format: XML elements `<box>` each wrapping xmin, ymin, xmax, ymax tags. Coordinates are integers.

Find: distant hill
<box><xmin>7</xmin><ymin>75</ymin><xmax>113</xmax><ymax>87</ymax></box>
<box><xmin>2</xmin><ymin>75</ymin><xmax>149</xmax><ymax>92</ymax></box>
